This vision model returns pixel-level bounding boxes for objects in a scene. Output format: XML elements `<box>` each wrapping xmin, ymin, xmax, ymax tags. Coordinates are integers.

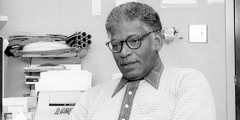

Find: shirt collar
<box><xmin>111</xmin><ymin>58</ymin><xmax>164</xmax><ymax>98</ymax></box>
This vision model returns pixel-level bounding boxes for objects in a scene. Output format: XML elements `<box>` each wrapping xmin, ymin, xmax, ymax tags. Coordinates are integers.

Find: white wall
<box><xmin>0</xmin><ymin>0</ymin><xmax>234</xmax><ymax>119</ymax></box>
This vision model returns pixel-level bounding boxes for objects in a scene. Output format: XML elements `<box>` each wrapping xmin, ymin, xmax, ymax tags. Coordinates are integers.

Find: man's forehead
<box><xmin>109</xmin><ymin>20</ymin><xmax>149</xmax><ymax>40</ymax></box>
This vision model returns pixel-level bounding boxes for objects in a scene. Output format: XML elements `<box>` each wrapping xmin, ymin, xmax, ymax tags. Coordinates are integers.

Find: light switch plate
<box><xmin>189</xmin><ymin>25</ymin><xmax>207</xmax><ymax>43</ymax></box>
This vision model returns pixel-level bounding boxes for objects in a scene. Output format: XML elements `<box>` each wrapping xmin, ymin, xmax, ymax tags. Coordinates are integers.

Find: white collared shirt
<box><xmin>69</xmin><ymin>67</ymin><xmax>216</xmax><ymax>120</ymax></box>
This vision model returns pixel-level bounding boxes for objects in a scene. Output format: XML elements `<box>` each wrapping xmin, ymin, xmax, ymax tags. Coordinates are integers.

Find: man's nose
<box><xmin>120</xmin><ymin>42</ymin><xmax>131</xmax><ymax>58</ymax></box>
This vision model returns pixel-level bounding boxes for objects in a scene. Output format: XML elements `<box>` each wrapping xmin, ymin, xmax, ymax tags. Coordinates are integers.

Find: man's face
<box><xmin>110</xmin><ymin>20</ymin><xmax>159</xmax><ymax>80</ymax></box>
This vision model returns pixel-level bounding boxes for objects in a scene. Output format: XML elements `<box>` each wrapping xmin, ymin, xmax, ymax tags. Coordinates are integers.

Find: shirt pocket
<box><xmin>137</xmin><ymin>100</ymin><xmax>173</xmax><ymax>118</ymax></box>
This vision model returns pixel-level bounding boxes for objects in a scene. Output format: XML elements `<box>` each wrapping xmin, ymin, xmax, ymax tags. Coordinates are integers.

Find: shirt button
<box><xmin>128</xmin><ymin>91</ymin><xmax>132</xmax><ymax>95</ymax></box>
<box><xmin>125</xmin><ymin>104</ymin><xmax>129</xmax><ymax>108</ymax></box>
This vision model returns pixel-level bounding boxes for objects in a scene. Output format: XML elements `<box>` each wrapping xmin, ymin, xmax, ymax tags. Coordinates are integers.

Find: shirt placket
<box><xmin>118</xmin><ymin>80</ymin><xmax>140</xmax><ymax>120</ymax></box>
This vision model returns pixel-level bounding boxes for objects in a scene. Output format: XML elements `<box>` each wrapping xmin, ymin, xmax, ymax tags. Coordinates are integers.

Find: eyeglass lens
<box><xmin>108</xmin><ymin>37</ymin><xmax>141</xmax><ymax>52</ymax></box>
<box><xmin>107</xmin><ymin>32</ymin><xmax>153</xmax><ymax>52</ymax></box>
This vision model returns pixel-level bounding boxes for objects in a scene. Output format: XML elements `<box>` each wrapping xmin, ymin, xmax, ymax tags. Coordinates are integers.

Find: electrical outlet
<box><xmin>189</xmin><ymin>25</ymin><xmax>207</xmax><ymax>43</ymax></box>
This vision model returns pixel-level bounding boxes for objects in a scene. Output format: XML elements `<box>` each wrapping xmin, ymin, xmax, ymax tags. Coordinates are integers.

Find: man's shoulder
<box><xmin>163</xmin><ymin>66</ymin><xmax>207</xmax><ymax>85</ymax></box>
<box><xmin>163</xmin><ymin>67</ymin><xmax>212</xmax><ymax>95</ymax></box>
<box><xmin>85</xmin><ymin>77</ymin><xmax>121</xmax><ymax>95</ymax></box>
<box><xmin>165</xmin><ymin>66</ymin><xmax>204</xmax><ymax>77</ymax></box>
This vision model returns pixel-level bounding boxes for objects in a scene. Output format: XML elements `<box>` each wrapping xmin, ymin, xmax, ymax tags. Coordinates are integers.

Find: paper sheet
<box><xmin>3</xmin><ymin>38</ymin><xmax>9</xmax><ymax>51</ymax></box>
<box><xmin>92</xmin><ymin>0</ymin><xmax>101</xmax><ymax>16</ymax></box>
<box><xmin>13</xmin><ymin>112</ymin><xmax>27</xmax><ymax>120</ymax></box>
<box><xmin>116</xmin><ymin>0</ymin><xmax>137</xmax><ymax>6</ymax></box>
<box><xmin>0</xmin><ymin>37</ymin><xmax>9</xmax><ymax>51</ymax></box>
<box><xmin>3</xmin><ymin>97</ymin><xmax>28</xmax><ymax>113</ymax></box>
<box><xmin>162</xmin><ymin>0</ymin><xmax>196</xmax><ymax>4</ymax></box>
<box><xmin>39</xmin><ymin>70</ymin><xmax>89</xmax><ymax>83</ymax></box>
<box><xmin>35</xmin><ymin>70</ymin><xmax>92</xmax><ymax>92</ymax></box>
<box><xmin>0</xmin><ymin>16</ymin><xmax>8</xmax><ymax>31</ymax></box>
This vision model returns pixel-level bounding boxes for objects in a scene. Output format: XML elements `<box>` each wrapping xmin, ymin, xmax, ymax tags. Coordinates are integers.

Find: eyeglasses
<box><xmin>106</xmin><ymin>31</ymin><xmax>154</xmax><ymax>53</ymax></box>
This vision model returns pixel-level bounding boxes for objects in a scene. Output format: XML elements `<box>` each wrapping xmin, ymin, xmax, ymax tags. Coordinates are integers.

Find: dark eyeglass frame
<box><xmin>106</xmin><ymin>31</ymin><xmax>155</xmax><ymax>53</ymax></box>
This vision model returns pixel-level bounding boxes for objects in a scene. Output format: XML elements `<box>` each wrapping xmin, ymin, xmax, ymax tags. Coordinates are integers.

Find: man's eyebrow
<box><xmin>111</xmin><ymin>34</ymin><xmax>139</xmax><ymax>41</ymax></box>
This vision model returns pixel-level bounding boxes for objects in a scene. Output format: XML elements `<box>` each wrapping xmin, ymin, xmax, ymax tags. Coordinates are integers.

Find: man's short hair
<box><xmin>106</xmin><ymin>2</ymin><xmax>162</xmax><ymax>35</ymax></box>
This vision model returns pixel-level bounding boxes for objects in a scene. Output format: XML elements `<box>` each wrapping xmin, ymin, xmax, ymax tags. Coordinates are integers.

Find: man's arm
<box><xmin>69</xmin><ymin>92</ymin><xmax>88</xmax><ymax>120</ymax></box>
<box><xmin>172</xmin><ymin>70</ymin><xmax>216</xmax><ymax>120</ymax></box>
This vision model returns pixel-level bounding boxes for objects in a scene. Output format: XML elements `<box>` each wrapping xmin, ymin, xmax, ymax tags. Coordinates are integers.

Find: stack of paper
<box><xmin>23</xmin><ymin>64</ymin><xmax>66</xmax><ymax>83</ymax></box>
<box><xmin>23</xmin><ymin>56</ymin><xmax>85</xmax><ymax>97</ymax></box>
<box><xmin>3</xmin><ymin>97</ymin><xmax>37</xmax><ymax>120</ymax></box>
<box><xmin>35</xmin><ymin>70</ymin><xmax>92</xmax><ymax>93</ymax></box>
<box><xmin>23</xmin><ymin>63</ymin><xmax>82</xmax><ymax>82</ymax></box>
<box><xmin>3</xmin><ymin>97</ymin><xmax>37</xmax><ymax>113</ymax></box>
<box><xmin>5</xmin><ymin>31</ymin><xmax>91</xmax><ymax>58</ymax></box>
<box><xmin>5</xmin><ymin>35</ymin><xmax>67</xmax><ymax>57</ymax></box>
<box><xmin>23</xmin><ymin>64</ymin><xmax>66</xmax><ymax>72</ymax></box>
<box><xmin>31</xmin><ymin>57</ymin><xmax>81</xmax><ymax>65</ymax></box>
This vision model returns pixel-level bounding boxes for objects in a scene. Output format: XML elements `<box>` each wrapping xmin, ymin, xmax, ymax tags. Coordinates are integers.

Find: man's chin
<box><xmin>122</xmin><ymin>72</ymin><xmax>142</xmax><ymax>80</ymax></box>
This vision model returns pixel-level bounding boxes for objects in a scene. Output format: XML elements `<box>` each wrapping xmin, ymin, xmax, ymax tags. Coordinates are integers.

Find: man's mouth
<box><xmin>121</xmin><ymin>61</ymin><xmax>137</xmax><ymax>67</ymax></box>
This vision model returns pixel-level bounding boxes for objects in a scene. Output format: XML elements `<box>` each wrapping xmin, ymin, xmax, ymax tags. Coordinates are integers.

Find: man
<box><xmin>69</xmin><ymin>2</ymin><xmax>216</xmax><ymax>120</ymax></box>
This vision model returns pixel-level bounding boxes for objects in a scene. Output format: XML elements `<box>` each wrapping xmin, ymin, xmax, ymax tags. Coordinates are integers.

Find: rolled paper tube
<box><xmin>74</xmin><ymin>37</ymin><xmax>78</xmax><ymax>45</ymax></box>
<box><xmin>77</xmin><ymin>45</ymin><xmax>82</xmax><ymax>49</ymax></box>
<box><xmin>82</xmin><ymin>38</ymin><xmax>87</xmax><ymax>42</ymax></box>
<box><xmin>77</xmin><ymin>40</ymin><xmax>82</xmax><ymax>46</ymax></box>
<box><xmin>86</xmin><ymin>39</ymin><xmax>92</xmax><ymax>45</ymax></box>
<box><xmin>66</xmin><ymin>32</ymin><xmax>77</xmax><ymax>39</ymax></box>
<box><xmin>86</xmin><ymin>34</ymin><xmax>92</xmax><ymax>39</ymax></box>
<box><xmin>67</xmin><ymin>40</ymin><xmax>74</xmax><ymax>46</ymax></box>
<box><xmin>70</xmin><ymin>40</ymin><xmax>77</xmax><ymax>47</ymax></box>
<box><xmin>78</xmin><ymin>44</ymin><xmax>85</xmax><ymax>49</ymax></box>
<box><xmin>81</xmin><ymin>32</ymin><xmax>87</xmax><ymax>37</ymax></box>
<box><xmin>77</xmin><ymin>35</ymin><xmax>81</xmax><ymax>40</ymax></box>
<box><xmin>85</xmin><ymin>43</ymin><xmax>89</xmax><ymax>48</ymax></box>
<box><xmin>66</xmin><ymin>37</ymin><xmax>76</xmax><ymax>44</ymax></box>
<box><xmin>72</xmin><ymin>44</ymin><xmax>77</xmax><ymax>47</ymax></box>
<box><xmin>81</xmin><ymin>42</ymin><xmax>87</xmax><ymax>49</ymax></box>
<box><xmin>65</xmin><ymin>32</ymin><xmax>78</xmax><ymax>42</ymax></box>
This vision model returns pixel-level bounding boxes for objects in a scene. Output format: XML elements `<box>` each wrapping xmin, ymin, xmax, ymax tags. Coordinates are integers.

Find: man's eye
<box><xmin>111</xmin><ymin>42</ymin><xmax>120</xmax><ymax>48</ymax></box>
<box><xmin>128</xmin><ymin>38</ymin><xmax>140</xmax><ymax>43</ymax></box>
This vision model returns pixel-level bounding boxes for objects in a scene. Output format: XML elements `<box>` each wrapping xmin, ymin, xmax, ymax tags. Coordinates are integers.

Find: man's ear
<box><xmin>153</xmin><ymin>32</ymin><xmax>163</xmax><ymax>51</ymax></box>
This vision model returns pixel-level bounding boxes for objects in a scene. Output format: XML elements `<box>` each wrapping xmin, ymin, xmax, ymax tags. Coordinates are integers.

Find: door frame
<box><xmin>226</xmin><ymin>0</ymin><xmax>235</xmax><ymax>119</ymax></box>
